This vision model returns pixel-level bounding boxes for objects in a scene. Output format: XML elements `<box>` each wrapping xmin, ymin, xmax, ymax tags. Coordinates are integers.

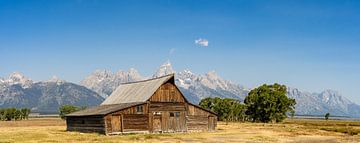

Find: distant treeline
<box><xmin>0</xmin><ymin>108</ymin><xmax>31</xmax><ymax>121</ymax></box>
<box><xmin>200</xmin><ymin>97</ymin><xmax>247</xmax><ymax>122</ymax></box>
<box><xmin>200</xmin><ymin>83</ymin><xmax>296</xmax><ymax>123</ymax></box>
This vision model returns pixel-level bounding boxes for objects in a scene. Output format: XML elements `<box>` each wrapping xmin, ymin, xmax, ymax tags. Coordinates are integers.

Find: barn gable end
<box><xmin>148</xmin><ymin>80</ymin><xmax>186</xmax><ymax>103</ymax></box>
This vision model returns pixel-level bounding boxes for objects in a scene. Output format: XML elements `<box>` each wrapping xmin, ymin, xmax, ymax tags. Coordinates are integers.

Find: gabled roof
<box><xmin>66</xmin><ymin>102</ymin><xmax>145</xmax><ymax>116</ymax></box>
<box><xmin>101</xmin><ymin>74</ymin><xmax>174</xmax><ymax>105</ymax></box>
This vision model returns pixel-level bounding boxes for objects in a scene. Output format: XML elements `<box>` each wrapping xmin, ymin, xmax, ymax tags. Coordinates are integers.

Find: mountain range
<box><xmin>1</xmin><ymin>62</ymin><xmax>360</xmax><ymax>117</ymax></box>
<box><xmin>0</xmin><ymin>73</ymin><xmax>103</xmax><ymax>113</ymax></box>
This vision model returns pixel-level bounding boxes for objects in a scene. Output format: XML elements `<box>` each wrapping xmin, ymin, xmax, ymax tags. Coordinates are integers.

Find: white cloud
<box><xmin>195</xmin><ymin>38</ymin><xmax>209</xmax><ymax>47</ymax></box>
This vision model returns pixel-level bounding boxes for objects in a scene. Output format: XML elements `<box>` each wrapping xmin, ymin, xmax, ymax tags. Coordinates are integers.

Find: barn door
<box><xmin>174</xmin><ymin>112</ymin><xmax>181</xmax><ymax>132</ymax></box>
<box><xmin>111</xmin><ymin>115</ymin><xmax>122</xmax><ymax>132</ymax></box>
<box><xmin>153</xmin><ymin>112</ymin><xmax>162</xmax><ymax>132</ymax></box>
<box><xmin>169</xmin><ymin>112</ymin><xmax>175</xmax><ymax>132</ymax></box>
<box><xmin>208</xmin><ymin>116</ymin><xmax>215</xmax><ymax>131</ymax></box>
<box><xmin>168</xmin><ymin>112</ymin><xmax>183</xmax><ymax>132</ymax></box>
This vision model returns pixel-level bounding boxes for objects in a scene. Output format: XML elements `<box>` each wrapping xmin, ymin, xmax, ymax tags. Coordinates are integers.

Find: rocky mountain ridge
<box><xmin>80</xmin><ymin>62</ymin><xmax>360</xmax><ymax>117</ymax></box>
<box><xmin>0</xmin><ymin>73</ymin><xmax>103</xmax><ymax>113</ymax></box>
<box><xmin>1</xmin><ymin>62</ymin><xmax>359</xmax><ymax>117</ymax></box>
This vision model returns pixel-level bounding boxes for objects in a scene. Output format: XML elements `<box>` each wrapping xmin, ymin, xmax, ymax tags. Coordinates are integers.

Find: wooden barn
<box><xmin>66</xmin><ymin>74</ymin><xmax>217</xmax><ymax>135</ymax></box>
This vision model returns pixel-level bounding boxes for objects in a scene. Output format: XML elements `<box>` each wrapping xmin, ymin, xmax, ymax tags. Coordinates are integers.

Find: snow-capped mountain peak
<box><xmin>318</xmin><ymin>89</ymin><xmax>352</xmax><ymax>108</ymax></box>
<box><xmin>153</xmin><ymin>61</ymin><xmax>175</xmax><ymax>78</ymax></box>
<box><xmin>178</xmin><ymin>69</ymin><xmax>196</xmax><ymax>79</ymax></box>
<box><xmin>127</xmin><ymin>68</ymin><xmax>142</xmax><ymax>80</ymax></box>
<box><xmin>200</xmin><ymin>70</ymin><xmax>234</xmax><ymax>91</ymax></box>
<box><xmin>176</xmin><ymin>69</ymin><xmax>197</xmax><ymax>89</ymax></box>
<box><xmin>6</xmin><ymin>72</ymin><xmax>33</xmax><ymax>88</ymax></box>
<box><xmin>46</xmin><ymin>76</ymin><xmax>66</xmax><ymax>84</ymax></box>
<box><xmin>205</xmin><ymin>70</ymin><xmax>219</xmax><ymax>79</ymax></box>
<box><xmin>81</xmin><ymin>68</ymin><xmax>143</xmax><ymax>98</ymax></box>
<box><xmin>93</xmin><ymin>69</ymin><xmax>113</xmax><ymax>80</ymax></box>
<box><xmin>286</xmin><ymin>87</ymin><xmax>358</xmax><ymax>116</ymax></box>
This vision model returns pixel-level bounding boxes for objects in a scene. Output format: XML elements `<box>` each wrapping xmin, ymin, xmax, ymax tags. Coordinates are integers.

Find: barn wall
<box><xmin>147</xmin><ymin>81</ymin><xmax>189</xmax><ymax>132</ymax></box>
<box><xmin>66</xmin><ymin>116</ymin><xmax>105</xmax><ymax>134</ymax></box>
<box><xmin>148</xmin><ymin>102</ymin><xmax>187</xmax><ymax>132</ymax></box>
<box><xmin>119</xmin><ymin>104</ymin><xmax>148</xmax><ymax>114</ymax></box>
<box><xmin>123</xmin><ymin>114</ymin><xmax>149</xmax><ymax>132</ymax></box>
<box><xmin>104</xmin><ymin>104</ymin><xmax>149</xmax><ymax>134</ymax></box>
<box><xmin>187</xmin><ymin>104</ymin><xmax>217</xmax><ymax>131</ymax></box>
<box><xmin>188</xmin><ymin>104</ymin><xmax>212</xmax><ymax>116</ymax></box>
<box><xmin>149</xmin><ymin>102</ymin><xmax>186</xmax><ymax>112</ymax></box>
<box><xmin>149</xmin><ymin>82</ymin><xmax>185</xmax><ymax>102</ymax></box>
<box><xmin>104</xmin><ymin>115</ymin><xmax>112</xmax><ymax>134</ymax></box>
<box><xmin>186</xmin><ymin>115</ymin><xmax>208</xmax><ymax>131</ymax></box>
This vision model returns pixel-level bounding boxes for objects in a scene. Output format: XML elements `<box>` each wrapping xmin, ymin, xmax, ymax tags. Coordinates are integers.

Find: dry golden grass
<box><xmin>0</xmin><ymin>118</ymin><xmax>359</xmax><ymax>143</ymax></box>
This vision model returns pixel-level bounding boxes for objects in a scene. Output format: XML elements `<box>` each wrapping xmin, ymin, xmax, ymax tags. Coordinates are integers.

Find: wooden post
<box><xmin>149</xmin><ymin>112</ymin><xmax>153</xmax><ymax>133</ymax></box>
<box><xmin>120</xmin><ymin>114</ymin><xmax>124</xmax><ymax>132</ymax></box>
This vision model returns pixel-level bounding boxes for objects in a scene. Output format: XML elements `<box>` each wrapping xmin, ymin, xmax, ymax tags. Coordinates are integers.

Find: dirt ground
<box><xmin>0</xmin><ymin>118</ymin><xmax>359</xmax><ymax>143</ymax></box>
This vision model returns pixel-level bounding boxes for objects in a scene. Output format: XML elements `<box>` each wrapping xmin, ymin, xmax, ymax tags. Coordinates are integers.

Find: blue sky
<box><xmin>1</xmin><ymin>0</ymin><xmax>360</xmax><ymax>103</ymax></box>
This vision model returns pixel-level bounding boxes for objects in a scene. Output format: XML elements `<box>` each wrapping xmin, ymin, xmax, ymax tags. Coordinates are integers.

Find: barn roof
<box><xmin>101</xmin><ymin>74</ymin><xmax>174</xmax><ymax>105</ymax></box>
<box><xmin>66</xmin><ymin>102</ymin><xmax>145</xmax><ymax>116</ymax></box>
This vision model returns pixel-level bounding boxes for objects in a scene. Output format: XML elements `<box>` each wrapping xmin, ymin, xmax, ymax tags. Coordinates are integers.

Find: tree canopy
<box><xmin>244</xmin><ymin>83</ymin><xmax>296</xmax><ymax>123</ymax></box>
<box><xmin>0</xmin><ymin>108</ymin><xmax>30</xmax><ymax>121</ymax></box>
<box><xmin>199</xmin><ymin>97</ymin><xmax>247</xmax><ymax>122</ymax></box>
<box><xmin>59</xmin><ymin>105</ymin><xmax>85</xmax><ymax>119</ymax></box>
<box><xmin>325</xmin><ymin>113</ymin><xmax>330</xmax><ymax>120</ymax></box>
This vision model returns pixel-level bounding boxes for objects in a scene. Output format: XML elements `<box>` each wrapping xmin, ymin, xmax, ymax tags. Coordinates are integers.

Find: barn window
<box><xmin>136</xmin><ymin>105</ymin><xmax>143</xmax><ymax>113</ymax></box>
<box><xmin>170</xmin><ymin>112</ymin><xmax>174</xmax><ymax>117</ymax></box>
<box><xmin>175</xmin><ymin>112</ymin><xmax>180</xmax><ymax>117</ymax></box>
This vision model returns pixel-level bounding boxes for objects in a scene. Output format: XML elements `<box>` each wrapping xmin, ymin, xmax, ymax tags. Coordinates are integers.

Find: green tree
<box><xmin>0</xmin><ymin>109</ymin><xmax>5</xmax><ymax>121</ymax></box>
<box><xmin>14</xmin><ymin>109</ymin><xmax>22</xmax><ymax>120</ymax></box>
<box><xmin>244</xmin><ymin>83</ymin><xmax>296</xmax><ymax>123</ymax></box>
<box><xmin>0</xmin><ymin>108</ymin><xmax>30</xmax><ymax>121</ymax></box>
<box><xmin>199</xmin><ymin>97</ymin><xmax>247</xmax><ymax>122</ymax></box>
<box><xmin>4</xmin><ymin>108</ymin><xmax>16</xmax><ymax>121</ymax></box>
<box><xmin>59</xmin><ymin>105</ymin><xmax>84</xmax><ymax>119</ymax></box>
<box><xmin>325</xmin><ymin>113</ymin><xmax>330</xmax><ymax>120</ymax></box>
<box><xmin>20</xmin><ymin>108</ymin><xmax>31</xmax><ymax>120</ymax></box>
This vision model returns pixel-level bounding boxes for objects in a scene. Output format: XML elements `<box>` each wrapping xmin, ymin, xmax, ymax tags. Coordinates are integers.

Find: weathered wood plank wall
<box><xmin>149</xmin><ymin>82</ymin><xmax>185</xmax><ymax>102</ymax></box>
<box><xmin>66</xmin><ymin>116</ymin><xmax>105</xmax><ymax>134</ymax></box>
<box><xmin>187</xmin><ymin>104</ymin><xmax>217</xmax><ymax>131</ymax></box>
<box><xmin>123</xmin><ymin>114</ymin><xmax>149</xmax><ymax>131</ymax></box>
<box><xmin>149</xmin><ymin>102</ymin><xmax>186</xmax><ymax>112</ymax></box>
<box><xmin>104</xmin><ymin>104</ymin><xmax>149</xmax><ymax>134</ymax></box>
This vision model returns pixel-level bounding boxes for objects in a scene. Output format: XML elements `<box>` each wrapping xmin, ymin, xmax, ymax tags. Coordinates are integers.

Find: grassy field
<box><xmin>0</xmin><ymin>118</ymin><xmax>359</xmax><ymax>143</ymax></box>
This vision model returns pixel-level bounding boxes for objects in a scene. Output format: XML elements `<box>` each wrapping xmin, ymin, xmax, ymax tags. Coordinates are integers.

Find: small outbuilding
<box><xmin>66</xmin><ymin>74</ymin><xmax>217</xmax><ymax>135</ymax></box>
